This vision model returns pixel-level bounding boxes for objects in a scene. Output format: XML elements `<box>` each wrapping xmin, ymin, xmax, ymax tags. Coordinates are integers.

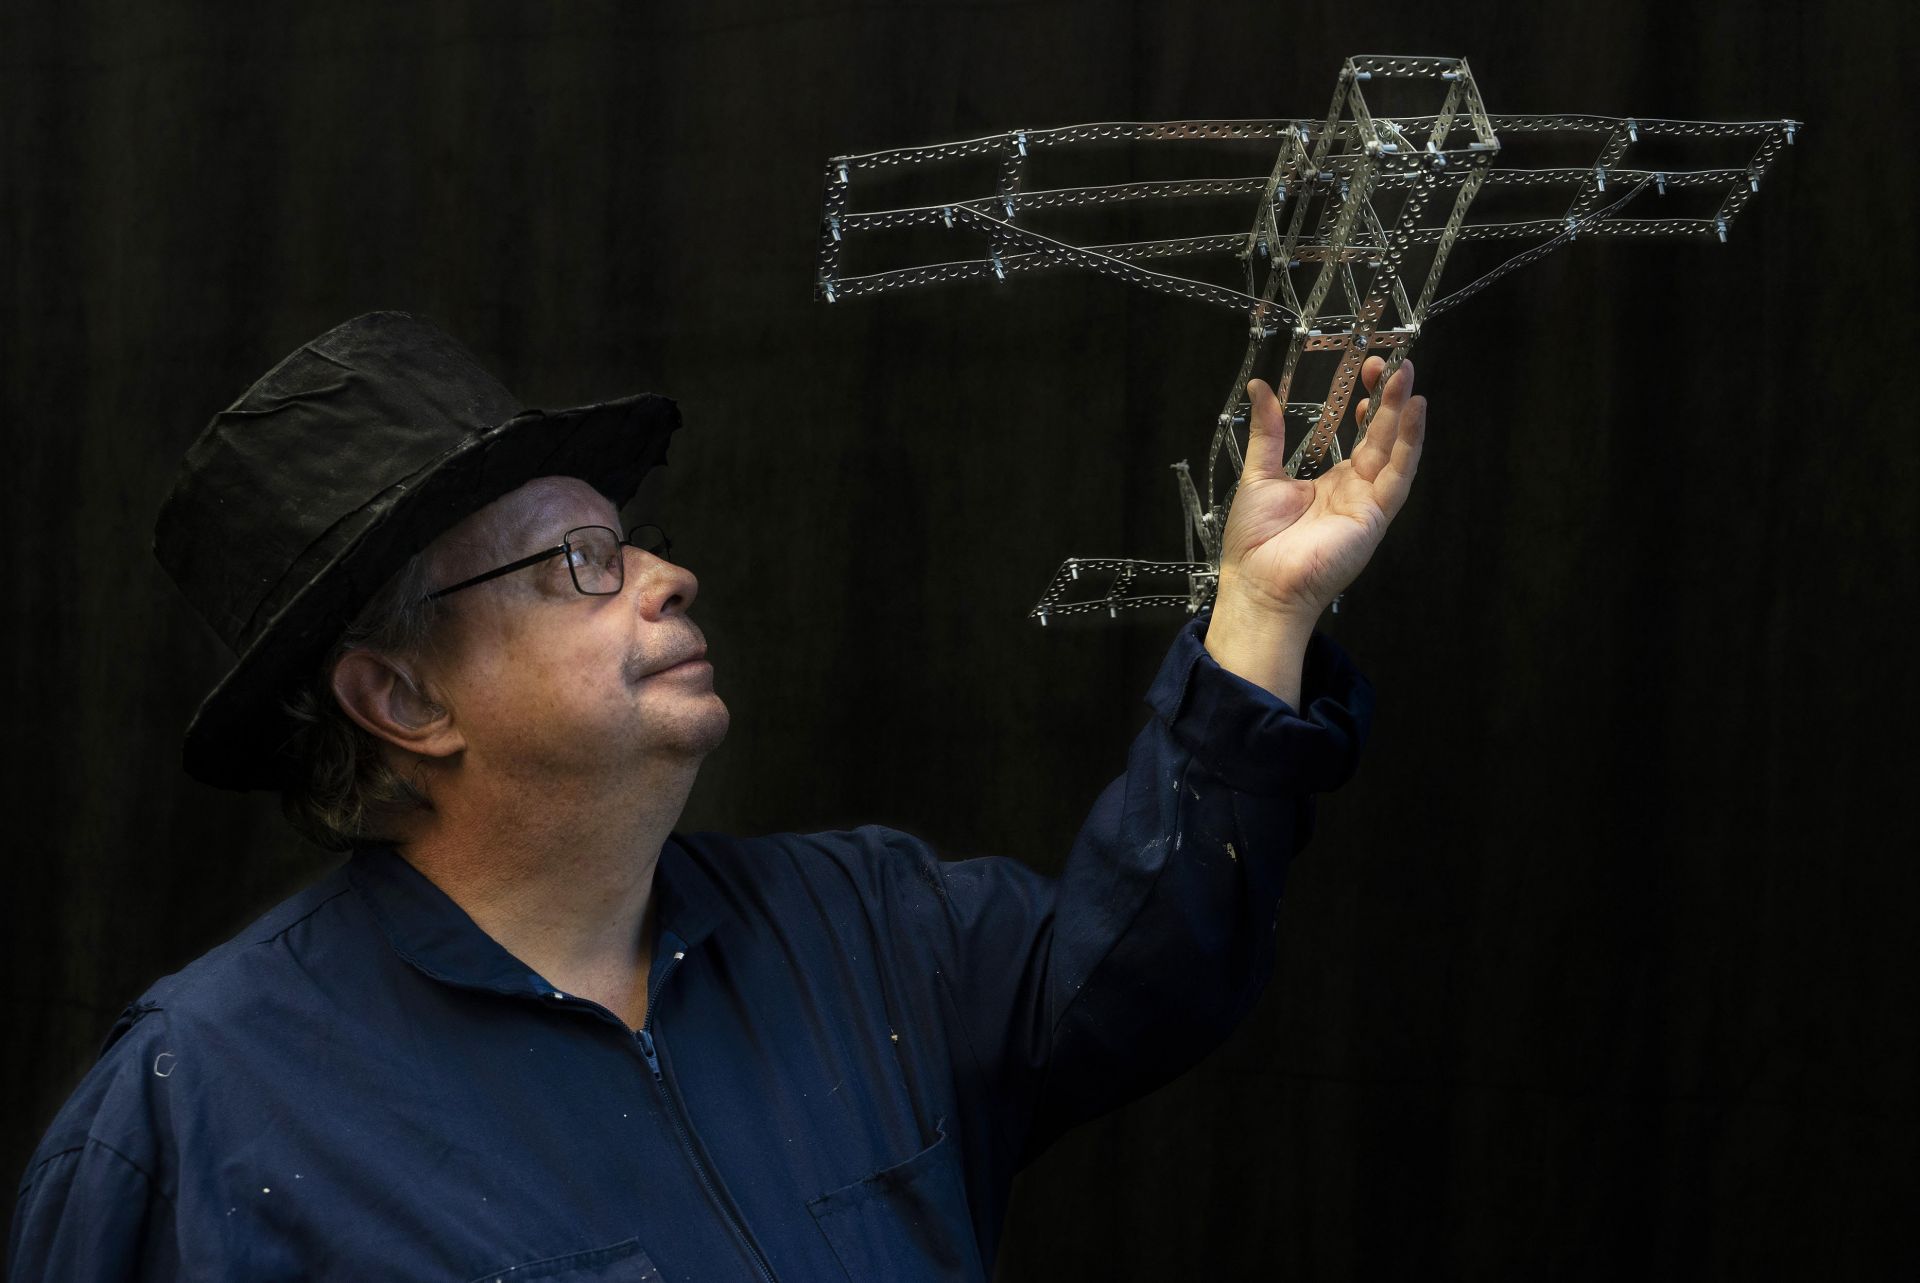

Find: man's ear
<box><xmin>330</xmin><ymin>650</ymin><xmax>464</xmax><ymax>760</ymax></box>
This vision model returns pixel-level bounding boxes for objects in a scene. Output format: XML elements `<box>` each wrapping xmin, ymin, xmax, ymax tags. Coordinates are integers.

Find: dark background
<box><xmin>4</xmin><ymin>1</ymin><xmax>1913</xmax><ymax>1279</ymax></box>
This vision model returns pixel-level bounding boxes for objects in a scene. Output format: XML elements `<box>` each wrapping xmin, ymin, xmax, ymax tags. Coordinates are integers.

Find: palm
<box><xmin>1216</xmin><ymin>356</ymin><xmax>1427</xmax><ymax>616</ymax></box>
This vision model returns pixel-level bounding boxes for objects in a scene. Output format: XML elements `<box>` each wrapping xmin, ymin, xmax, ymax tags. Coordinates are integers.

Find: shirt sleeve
<box><xmin>879</xmin><ymin>610</ymin><xmax>1372</xmax><ymax>1169</ymax></box>
<box><xmin>9</xmin><ymin>1010</ymin><xmax>181</xmax><ymax>1282</ymax></box>
<box><xmin>10</xmin><ymin>1142</ymin><xmax>175</xmax><ymax>1282</ymax></box>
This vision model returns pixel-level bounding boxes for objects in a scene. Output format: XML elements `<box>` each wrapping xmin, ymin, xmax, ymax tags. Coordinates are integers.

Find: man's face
<box><xmin>412</xmin><ymin>475</ymin><xmax>728</xmax><ymax>786</ymax></box>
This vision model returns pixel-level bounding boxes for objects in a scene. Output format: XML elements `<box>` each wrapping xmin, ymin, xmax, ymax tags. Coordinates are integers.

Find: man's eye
<box><xmin>564</xmin><ymin>546</ymin><xmax>591</xmax><ymax>569</ymax></box>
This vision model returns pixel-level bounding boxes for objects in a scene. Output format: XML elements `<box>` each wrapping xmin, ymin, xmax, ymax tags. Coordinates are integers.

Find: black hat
<box><xmin>154</xmin><ymin>311</ymin><xmax>679</xmax><ymax>791</ymax></box>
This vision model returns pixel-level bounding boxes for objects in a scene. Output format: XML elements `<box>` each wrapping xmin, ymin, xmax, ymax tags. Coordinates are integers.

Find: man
<box><xmin>10</xmin><ymin>311</ymin><xmax>1425</xmax><ymax>1280</ymax></box>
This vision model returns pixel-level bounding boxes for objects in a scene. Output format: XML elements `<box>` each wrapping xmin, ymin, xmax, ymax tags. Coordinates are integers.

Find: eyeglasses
<box><xmin>422</xmin><ymin>524</ymin><xmax>672</xmax><ymax>602</ymax></box>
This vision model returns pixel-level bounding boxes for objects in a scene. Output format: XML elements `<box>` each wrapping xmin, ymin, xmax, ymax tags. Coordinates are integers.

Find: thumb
<box><xmin>1241</xmin><ymin>378</ymin><xmax>1288</xmax><ymax>480</ymax></box>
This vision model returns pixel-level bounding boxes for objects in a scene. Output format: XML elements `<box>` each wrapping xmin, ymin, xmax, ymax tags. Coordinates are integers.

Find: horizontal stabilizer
<box><xmin>1030</xmin><ymin>557</ymin><xmax>1218</xmax><ymax>624</ymax></box>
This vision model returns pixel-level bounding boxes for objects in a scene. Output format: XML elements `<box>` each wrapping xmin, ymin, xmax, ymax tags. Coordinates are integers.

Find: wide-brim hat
<box><xmin>154</xmin><ymin>311</ymin><xmax>680</xmax><ymax>791</ymax></box>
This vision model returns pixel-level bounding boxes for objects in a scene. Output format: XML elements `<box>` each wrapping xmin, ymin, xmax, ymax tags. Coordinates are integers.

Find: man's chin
<box><xmin>616</xmin><ymin>690</ymin><xmax>729</xmax><ymax>766</ymax></box>
<box><xmin>672</xmin><ymin>695</ymin><xmax>731</xmax><ymax>759</ymax></box>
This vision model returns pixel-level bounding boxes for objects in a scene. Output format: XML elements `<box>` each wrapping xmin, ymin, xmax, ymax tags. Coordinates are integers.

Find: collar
<box><xmin>650</xmin><ymin>833</ymin><xmax>726</xmax><ymax>951</ymax></box>
<box><xmin>348</xmin><ymin>836</ymin><xmax>726</xmax><ymax>998</ymax></box>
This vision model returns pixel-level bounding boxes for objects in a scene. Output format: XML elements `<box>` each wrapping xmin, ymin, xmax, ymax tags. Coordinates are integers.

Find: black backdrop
<box><xmin>5</xmin><ymin>2</ymin><xmax>1914</xmax><ymax>1278</ymax></box>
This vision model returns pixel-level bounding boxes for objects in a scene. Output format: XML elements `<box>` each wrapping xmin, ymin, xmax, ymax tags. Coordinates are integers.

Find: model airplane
<box><xmin>816</xmin><ymin>55</ymin><xmax>1799</xmax><ymax>622</ymax></box>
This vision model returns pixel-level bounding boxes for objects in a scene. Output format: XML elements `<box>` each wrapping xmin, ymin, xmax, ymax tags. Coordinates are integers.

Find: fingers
<box><xmin>1348</xmin><ymin>357</ymin><xmax>1414</xmax><ymax>481</ymax></box>
<box><xmin>1249</xmin><ymin>359</ymin><xmax>1425</xmax><ymax>520</ymax></box>
<box><xmin>1348</xmin><ymin>355</ymin><xmax>1385</xmax><ymax>444</ymax></box>
<box><xmin>1370</xmin><ymin>387</ymin><xmax>1427</xmax><ymax>519</ymax></box>
<box><xmin>1360</xmin><ymin>354</ymin><xmax>1387</xmax><ymax>395</ymax></box>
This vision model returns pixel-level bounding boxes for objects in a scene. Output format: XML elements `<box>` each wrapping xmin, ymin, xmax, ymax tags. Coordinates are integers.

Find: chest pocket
<box><xmin>468</xmin><ymin>1236</ymin><xmax>661</xmax><ymax>1283</ymax></box>
<box><xmin>806</xmin><ymin>1125</ymin><xmax>984</xmax><ymax>1283</ymax></box>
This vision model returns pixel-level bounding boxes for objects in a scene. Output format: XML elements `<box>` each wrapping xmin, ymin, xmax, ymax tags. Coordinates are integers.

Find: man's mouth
<box><xmin>625</xmin><ymin>639</ymin><xmax>709</xmax><ymax>683</ymax></box>
<box><xmin>651</xmin><ymin>649</ymin><xmax>708</xmax><ymax>676</ymax></box>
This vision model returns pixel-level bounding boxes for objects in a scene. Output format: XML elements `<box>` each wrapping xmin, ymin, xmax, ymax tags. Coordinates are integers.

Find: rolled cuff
<box><xmin>1145</xmin><ymin>610</ymin><xmax>1374</xmax><ymax>795</ymax></box>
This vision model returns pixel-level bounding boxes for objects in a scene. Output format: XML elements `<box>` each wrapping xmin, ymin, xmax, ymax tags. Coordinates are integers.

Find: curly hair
<box><xmin>280</xmin><ymin>553</ymin><xmax>446</xmax><ymax>850</ymax></box>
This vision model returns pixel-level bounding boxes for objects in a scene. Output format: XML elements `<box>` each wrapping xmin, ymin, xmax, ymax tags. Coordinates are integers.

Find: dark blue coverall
<box><xmin>10</xmin><ymin>614</ymin><xmax>1371</xmax><ymax>1281</ymax></box>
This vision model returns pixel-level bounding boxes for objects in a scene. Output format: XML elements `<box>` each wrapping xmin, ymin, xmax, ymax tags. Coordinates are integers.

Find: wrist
<box><xmin>1203</xmin><ymin>591</ymin><xmax>1315</xmax><ymax>707</ymax></box>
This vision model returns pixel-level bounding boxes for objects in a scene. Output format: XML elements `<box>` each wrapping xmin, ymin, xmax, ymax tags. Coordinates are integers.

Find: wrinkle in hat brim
<box><xmin>181</xmin><ymin>393</ymin><xmax>680</xmax><ymax>792</ymax></box>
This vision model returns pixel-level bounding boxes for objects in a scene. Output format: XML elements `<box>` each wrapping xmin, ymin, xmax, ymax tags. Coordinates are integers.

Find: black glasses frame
<box><xmin>421</xmin><ymin>524</ymin><xmax>671</xmax><ymax>602</ymax></box>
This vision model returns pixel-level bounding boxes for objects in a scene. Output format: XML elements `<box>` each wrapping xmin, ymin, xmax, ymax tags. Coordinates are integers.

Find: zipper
<box><xmin>638</xmin><ymin>948</ymin><xmax>779</xmax><ymax>1283</ymax></box>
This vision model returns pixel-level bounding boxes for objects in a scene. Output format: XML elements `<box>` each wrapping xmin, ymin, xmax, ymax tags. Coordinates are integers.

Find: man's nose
<box><xmin>625</xmin><ymin>547</ymin><xmax>698</xmax><ymax>619</ymax></box>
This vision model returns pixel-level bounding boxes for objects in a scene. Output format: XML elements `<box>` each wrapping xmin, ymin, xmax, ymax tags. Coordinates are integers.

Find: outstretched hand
<box><xmin>1202</xmin><ymin>355</ymin><xmax>1427</xmax><ymax>703</ymax></box>
<box><xmin>1216</xmin><ymin>354</ymin><xmax>1427</xmax><ymax>621</ymax></box>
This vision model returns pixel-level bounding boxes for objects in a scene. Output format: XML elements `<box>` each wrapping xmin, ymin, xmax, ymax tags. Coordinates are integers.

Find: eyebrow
<box><xmin>446</xmin><ymin>520</ymin><xmax>571</xmax><ymax>586</ymax></box>
<box><xmin>518</xmin><ymin>513</ymin><xmax>619</xmax><ymax>552</ymax></box>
